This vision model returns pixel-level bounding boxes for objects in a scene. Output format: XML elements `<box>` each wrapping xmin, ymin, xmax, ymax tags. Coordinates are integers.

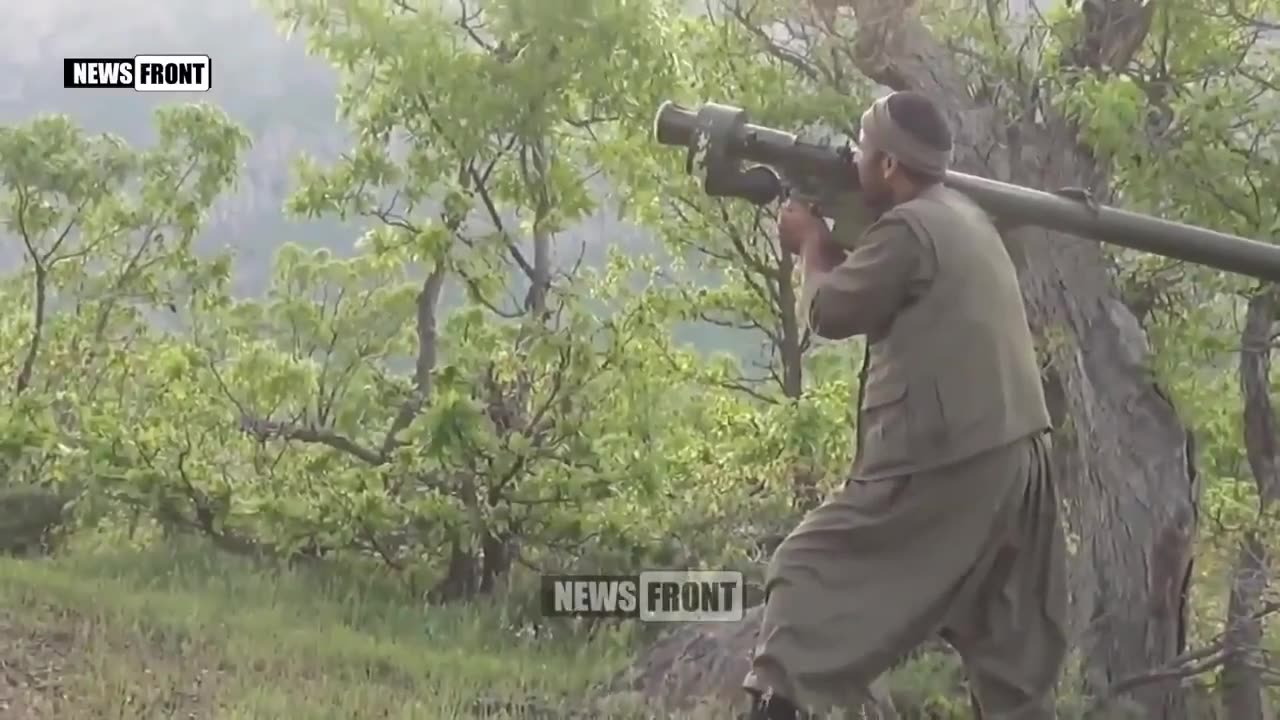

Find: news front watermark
<box><xmin>540</xmin><ymin>570</ymin><xmax>745</xmax><ymax>622</ymax></box>
<box><xmin>63</xmin><ymin>56</ymin><xmax>211</xmax><ymax>92</ymax></box>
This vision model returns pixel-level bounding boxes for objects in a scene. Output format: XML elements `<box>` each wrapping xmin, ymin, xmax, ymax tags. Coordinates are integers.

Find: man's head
<box><xmin>855</xmin><ymin>91</ymin><xmax>953</xmax><ymax>214</ymax></box>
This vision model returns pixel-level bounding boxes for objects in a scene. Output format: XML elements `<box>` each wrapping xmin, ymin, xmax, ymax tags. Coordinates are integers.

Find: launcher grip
<box><xmin>783</xmin><ymin>182</ymin><xmax>841</xmax><ymax>221</ymax></box>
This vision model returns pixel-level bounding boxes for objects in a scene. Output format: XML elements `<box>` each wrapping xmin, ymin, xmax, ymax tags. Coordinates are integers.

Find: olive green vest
<box><xmin>853</xmin><ymin>184</ymin><xmax>1051</xmax><ymax>480</ymax></box>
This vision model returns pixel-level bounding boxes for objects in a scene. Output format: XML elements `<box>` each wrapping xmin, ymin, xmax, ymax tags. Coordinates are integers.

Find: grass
<box><xmin>0</xmin><ymin>532</ymin><xmax>639</xmax><ymax>719</ymax></box>
<box><xmin>0</xmin><ymin>525</ymin><xmax>1254</xmax><ymax>719</ymax></box>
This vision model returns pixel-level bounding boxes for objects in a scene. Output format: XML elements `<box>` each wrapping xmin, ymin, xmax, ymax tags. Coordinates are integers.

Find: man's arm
<box><xmin>798</xmin><ymin>218</ymin><xmax>934</xmax><ymax>340</ymax></box>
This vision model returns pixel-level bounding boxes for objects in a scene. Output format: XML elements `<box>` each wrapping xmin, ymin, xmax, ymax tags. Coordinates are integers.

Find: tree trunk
<box><xmin>999</xmin><ymin>124</ymin><xmax>1198</xmax><ymax>720</ymax></box>
<box><xmin>604</xmin><ymin>1</ymin><xmax>1201</xmax><ymax>716</ymax></box>
<box><xmin>479</xmin><ymin>530</ymin><xmax>514</xmax><ymax>594</ymax></box>
<box><xmin>1222</xmin><ymin>289</ymin><xmax>1280</xmax><ymax>720</ymax></box>
<box><xmin>429</xmin><ymin>534</ymin><xmax>479</xmax><ymax>604</ymax></box>
<box><xmin>1222</xmin><ymin>530</ymin><xmax>1269</xmax><ymax>720</ymax></box>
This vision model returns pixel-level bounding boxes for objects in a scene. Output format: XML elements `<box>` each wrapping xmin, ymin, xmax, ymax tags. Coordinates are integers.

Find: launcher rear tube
<box><xmin>949</xmin><ymin>173</ymin><xmax>1280</xmax><ymax>282</ymax></box>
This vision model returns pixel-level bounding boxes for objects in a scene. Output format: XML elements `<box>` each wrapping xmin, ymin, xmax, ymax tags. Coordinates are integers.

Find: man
<box><xmin>741</xmin><ymin>91</ymin><xmax>1069</xmax><ymax>719</ymax></box>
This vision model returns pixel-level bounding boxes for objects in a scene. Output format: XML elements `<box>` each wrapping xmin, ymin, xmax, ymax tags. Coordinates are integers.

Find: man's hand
<box><xmin>779</xmin><ymin>199</ymin><xmax>846</xmax><ymax>273</ymax></box>
<box><xmin>778</xmin><ymin>199</ymin><xmax>829</xmax><ymax>256</ymax></box>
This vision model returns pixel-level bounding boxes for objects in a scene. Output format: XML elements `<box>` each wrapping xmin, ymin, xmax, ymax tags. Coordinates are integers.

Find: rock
<box><xmin>593</xmin><ymin>606</ymin><xmax>899</xmax><ymax>718</ymax></box>
<box><xmin>0</xmin><ymin>485</ymin><xmax>69</xmax><ymax>556</ymax></box>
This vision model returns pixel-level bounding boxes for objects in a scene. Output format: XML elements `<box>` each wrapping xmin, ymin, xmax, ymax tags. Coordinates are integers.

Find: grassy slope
<box><xmin>0</xmin><ymin>538</ymin><xmax>637</xmax><ymax>719</ymax></box>
<box><xmin>7</xmin><ymin>529</ymin><xmax>1243</xmax><ymax>718</ymax></box>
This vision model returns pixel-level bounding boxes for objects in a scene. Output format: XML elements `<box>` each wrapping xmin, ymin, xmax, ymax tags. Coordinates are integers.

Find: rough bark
<box><xmin>1222</xmin><ymin>289</ymin><xmax>1280</xmax><ymax>720</ymax></box>
<box><xmin>1223</xmin><ymin>531</ymin><xmax>1269</xmax><ymax>720</ymax></box>
<box><xmin>602</xmin><ymin>0</ymin><xmax>1201</xmax><ymax>716</ymax></box>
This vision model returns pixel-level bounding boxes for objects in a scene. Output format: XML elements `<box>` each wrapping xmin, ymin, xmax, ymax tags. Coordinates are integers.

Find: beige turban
<box><xmin>859</xmin><ymin>94</ymin><xmax>952</xmax><ymax>177</ymax></box>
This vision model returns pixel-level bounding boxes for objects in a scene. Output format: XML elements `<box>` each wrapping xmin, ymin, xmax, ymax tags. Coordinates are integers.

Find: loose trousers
<box><xmin>743</xmin><ymin>433</ymin><xmax>1068</xmax><ymax>718</ymax></box>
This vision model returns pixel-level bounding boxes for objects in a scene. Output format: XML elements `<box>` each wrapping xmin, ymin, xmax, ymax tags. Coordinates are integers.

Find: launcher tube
<box><xmin>653</xmin><ymin>101</ymin><xmax>1280</xmax><ymax>282</ymax></box>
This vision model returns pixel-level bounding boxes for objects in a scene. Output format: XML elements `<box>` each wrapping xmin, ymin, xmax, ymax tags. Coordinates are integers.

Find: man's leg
<box><xmin>743</xmin><ymin>440</ymin><xmax>1041</xmax><ymax>718</ymax></box>
<box><xmin>941</xmin><ymin>433</ymin><xmax>1070</xmax><ymax>719</ymax></box>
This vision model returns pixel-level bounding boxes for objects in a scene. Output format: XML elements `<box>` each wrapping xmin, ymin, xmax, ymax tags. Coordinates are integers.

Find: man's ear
<box><xmin>881</xmin><ymin>153</ymin><xmax>897</xmax><ymax>181</ymax></box>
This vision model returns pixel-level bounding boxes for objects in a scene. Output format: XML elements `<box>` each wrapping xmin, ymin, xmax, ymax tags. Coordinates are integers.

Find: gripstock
<box><xmin>653</xmin><ymin>100</ymin><xmax>1280</xmax><ymax>283</ymax></box>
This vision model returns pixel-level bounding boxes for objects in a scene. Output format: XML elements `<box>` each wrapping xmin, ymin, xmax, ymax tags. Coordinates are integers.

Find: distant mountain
<box><xmin>0</xmin><ymin>0</ymin><xmax>358</xmax><ymax>292</ymax></box>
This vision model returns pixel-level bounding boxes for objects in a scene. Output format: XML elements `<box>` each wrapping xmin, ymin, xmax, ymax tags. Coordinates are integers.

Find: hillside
<box><xmin>3</xmin><ymin>0</ymin><xmax>1280</xmax><ymax>717</ymax></box>
<box><xmin>0</xmin><ymin>538</ymin><xmax>631</xmax><ymax>718</ymax></box>
<box><xmin>1</xmin><ymin>534</ymin><xmax>975</xmax><ymax>718</ymax></box>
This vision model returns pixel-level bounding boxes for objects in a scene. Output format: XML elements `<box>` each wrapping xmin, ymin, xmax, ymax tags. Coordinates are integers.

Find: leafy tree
<box><xmin>1083</xmin><ymin>3</ymin><xmax>1280</xmax><ymax>714</ymax></box>
<box><xmin>215</xmin><ymin>0</ymin><xmax>825</xmax><ymax>600</ymax></box>
<box><xmin>0</xmin><ymin>105</ymin><xmax>247</xmax><ymax>516</ymax></box>
<box><xmin>5</xmin><ymin>0</ymin><xmax>1280</xmax><ymax>715</ymax></box>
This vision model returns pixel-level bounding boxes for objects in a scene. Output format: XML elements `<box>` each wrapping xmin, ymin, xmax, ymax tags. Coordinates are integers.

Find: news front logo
<box><xmin>541</xmin><ymin>570</ymin><xmax>745</xmax><ymax>622</ymax></box>
<box><xmin>63</xmin><ymin>56</ymin><xmax>211</xmax><ymax>92</ymax></box>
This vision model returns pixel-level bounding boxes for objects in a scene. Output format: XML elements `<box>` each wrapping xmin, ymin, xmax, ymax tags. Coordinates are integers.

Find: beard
<box><xmin>859</xmin><ymin>184</ymin><xmax>895</xmax><ymax>217</ymax></box>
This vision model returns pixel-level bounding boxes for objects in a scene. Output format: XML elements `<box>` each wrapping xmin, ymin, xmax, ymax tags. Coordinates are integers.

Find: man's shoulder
<box><xmin>888</xmin><ymin>189</ymin><xmax>1005</xmax><ymax>254</ymax></box>
<box><xmin>894</xmin><ymin>186</ymin><xmax>995</xmax><ymax>228</ymax></box>
<box><xmin>867</xmin><ymin>208</ymin><xmax>931</xmax><ymax>254</ymax></box>
<box><xmin>870</xmin><ymin>208</ymin><xmax>919</xmax><ymax>232</ymax></box>
<box><xmin>892</xmin><ymin>185</ymin><xmax>962</xmax><ymax>213</ymax></box>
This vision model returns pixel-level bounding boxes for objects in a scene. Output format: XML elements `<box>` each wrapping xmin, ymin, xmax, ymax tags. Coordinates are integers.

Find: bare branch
<box><xmin>1092</xmin><ymin>599</ymin><xmax>1280</xmax><ymax>709</ymax></box>
<box><xmin>379</xmin><ymin>261</ymin><xmax>448</xmax><ymax>457</ymax></box>
<box><xmin>240</xmin><ymin>414</ymin><xmax>383</xmax><ymax>466</ymax></box>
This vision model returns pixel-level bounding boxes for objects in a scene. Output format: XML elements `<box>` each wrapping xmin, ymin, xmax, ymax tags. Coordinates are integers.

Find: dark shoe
<box><xmin>740</xmin><ymin>690</ymin><xmax>812</xmax><ymax>720</ymax></box>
